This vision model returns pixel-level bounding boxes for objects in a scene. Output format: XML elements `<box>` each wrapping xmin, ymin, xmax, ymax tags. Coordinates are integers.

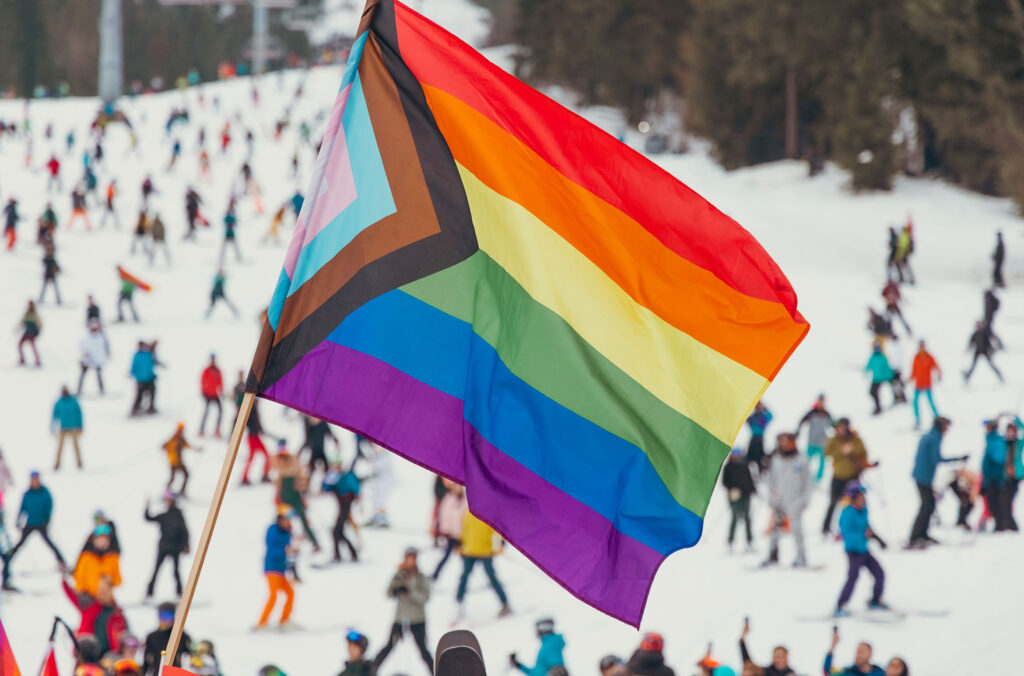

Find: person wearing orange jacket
<box><xmin>73</xmin><ymin>523</ymin><xmax>121</xmax><ymax>599</ymax></box>
<box><xmin>162</xmin><ymin>423</ymin><xmax>196</xmax><ymax>496</ymax></box>
<box><xmin>198</xmin><ymin>354</ymin><xmax>224</xmax><ymax>438</ymax></box>
<box><xmin>910</xmin><ymin>340</ymin><xmax>941</xmax><ymax>430</ymax></box>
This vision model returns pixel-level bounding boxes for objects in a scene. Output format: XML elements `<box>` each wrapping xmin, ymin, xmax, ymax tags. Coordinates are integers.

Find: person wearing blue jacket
<box><xmin>908</xmin><ymin>417</ymin><xmax>966</xmax><ymax>547</ymax></box>
<box><xmin>257</xmin><ymin>508</ymin><xmax>296</xmax><ymax>628</ymax></box>
<box><xmin>7</xmin><ymin>471</ymin><xmax>66</xmax><ymax>569</ymax></box>
<box><xmin>510</xmin><ymin>618</ymin><xmax>565</xmax><ymax>676</ymax></box>
<box><xmin>864</xmin><ymin>344</ymin><xmax>894</xmax><ymax>416</ymax></box>
<box><xmin>981</xmin><ymin>418</ymin><xmax>1017</xmax><ymax>532</ymax></box>
<box><xmin>835</xmin><ymin>485</ymin><xmax>887</xmax><ymax>617</ymax></box>
<box><xmin>745</xmin><ymin>402</ymin><xmax>773</xmax><ymax>471</ymax></box>
<box><xmin>130</xmin><ymin>341</ymin><xmax>160</xmax><ymax>416</ymax></box>
<box><xmin>52</xmin><ymin>386</ymin><xmax>84</xmax><ymax>469</ymax></box>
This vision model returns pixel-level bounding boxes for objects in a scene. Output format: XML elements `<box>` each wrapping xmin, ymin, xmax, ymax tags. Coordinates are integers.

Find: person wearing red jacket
<box><xmin>46</xmin><ymin>155</ymin><xmax>62</xmax><ymax>192</ymax></box>
<box><xmin>199</xmin><ymin>354</ymin><xmax>224</xmax><ymax>438</ymax></box>
<box><xmin>910</xmin><ymin>340</ymin><xmax>941</xmax><ymax>429</ymax></box>
<box><xmin>63</xmin><ymin>572</ymin><xmax>128</xmax><ymax>657</ymax></box>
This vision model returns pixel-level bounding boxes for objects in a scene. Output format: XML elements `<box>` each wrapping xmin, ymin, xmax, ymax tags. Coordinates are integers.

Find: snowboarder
<box><xmin>822</xmin><ymin>418</ymin><xmax>872</xmax><ymax>535</ymax></box>
<box><xmin>322</xmin><ymin>464</ymin><xmax>360</xmax><ymax>562</ymax></box>
<box><xmin>161</xmin><ymin>422</ymin><xmax>196</xmax><ymax>496</ymax></box>
<box><xmin>374</xmin><ymin>547</ymin><xmax>433</xmax><ymax>674</ymax></box>
<box><xmin>431</xmin><ymin>480</ymin><xmax>466</xmax><ymax>580</ymax></box>
<box><xmin>117</xmin><ymin>267</ymin><xmax>144</xmax><ymax>322</ymax></box>
<box><xmin>205</xmin><ymin>269</ymin><xmax>239</xmax><ymax>318</ymax></box>
<box><xmin>963</xmin><ymin>321</ymin><xmax>1003</xmax><ymax>384</ymax></box>
<box><xmin>257</xmin><ymin>508</ymin><xmax>296</xmax><ymax>629</ymax></box>
<box><xmin>52</xmin><ymin>386</ymin><xmax>84</xmax><ymax>469</ymax></box>
<box><xmin>456</xmin><ymin>512</ymin><xmax>511</xmax><ymax>618</ymax></box>
<box><xmin>745</xmin><ymin>401</ymin><xmax>773</xmax><ymax>472</ymax></box>
<box><xmin>241</xmin><ymin>400</ymin><xmax>272</xmax><ymax>485</ymax></box>
<box><xmin>834</xmin><ymin>485</ymin><xmax>888</xmax><ymax>617</ymax></box>
<box><xmin>198</xmin><ymin>354</ymin><xmax>224</xmax><ymax>437</ymax></box>
<box><xmin>8</xmin><ymin>471</ymin><xmax>66</xmax><ymax>569</ymax></box>
<box><xmin>796</xmin><ymin>394</ymin><xmax>832</xmax><ymax>482</ymax></box>
<box><xmin>509</xmin><ymin>618</ymin><xmax>565</xmax><ymax>676</ymax></box>
<box><xmin>992</xmin><ymin>231</ymin><xmax>1005</xmax><ymax>288</ymax></box>
<box><xmin>144</xmin><ymin>491</ymin><xmax>190</xmax><ymax>599</ymax></box>
<box><xmin>910</xmin><ymin>340</ymin><xmax>941</xmax><ymax>429</ymax></box>
<box><xmin>40</xmin><ymin>242</ymin><xmax>62</xmax><ymax>305</ymax></box>
<box><xmin>909</xmin><ymin>417</ymin><xmax>965</xmax><ymax>547</ymax></box>
<box><xmin>77</xmin><ymin>320</ymin><xmax>110</xmax><ymax>395</ymax></box>
<box><xmin>18</xmin><ymin>300</ymin><xmax>42</xmax><ymax>367</ymax></box>
<box><xmin>864</xmin><ymin>343</ymin><xmax>893</xmax><ymax>415</ymax></box>
<box><xmin>721</xmin><ymin>448</ymin><xmax>755</xmax><ymax>552</ymax></box>
<box><xmin>3</xmin><ymin>198</ymin><xmax>18</xmax><ymax>250</ymax></box>
<box><xmin>130</xmin><ymin>341</ymin><xmax>160</xmax><ymax>415</ymax></box>
<box><xmin>141</xmin><ymin>603</ymin><xmax>192</xmax><ymax>675</ymax></box>
<box><xmin>763</xmin><ymin>433</ymin><xmax>811</xmax><ymax>567</ymax></box>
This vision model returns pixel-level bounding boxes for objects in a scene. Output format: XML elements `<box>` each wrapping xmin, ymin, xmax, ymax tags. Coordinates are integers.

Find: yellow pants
<box><xmin>55</xmin><ymin>430</ymin><xmax>82</xmax><ymax>469</ymax></box>
<box><xmin>258</xmin><ymin>572</ymin><xmax>294</xmax><ymax>626</ymax></box>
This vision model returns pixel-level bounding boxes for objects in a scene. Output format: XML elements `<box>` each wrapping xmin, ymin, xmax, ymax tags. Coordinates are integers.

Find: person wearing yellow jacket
<box><xmin>456</xmin><ymin>511</ymin><xmax>511</xmax><ymax>619</ymax></box>
<box><xmin>73</xmin><ymin>523</ymin><xmax>121</xmax><ymax>599</ymax></box>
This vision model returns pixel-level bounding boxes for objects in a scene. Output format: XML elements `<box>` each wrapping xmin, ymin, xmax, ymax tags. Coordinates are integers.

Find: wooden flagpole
<box><xmin>162</xmin><ymin>390</ymin><xmax>256</xmax><ymax>667</ymax></box>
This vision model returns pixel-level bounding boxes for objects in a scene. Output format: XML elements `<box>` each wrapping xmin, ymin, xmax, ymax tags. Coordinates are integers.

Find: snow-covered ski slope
<box><xmin>1</xmin><ymin>2</ymin><xmax>1023</xmax><ymax>674</ymax></box>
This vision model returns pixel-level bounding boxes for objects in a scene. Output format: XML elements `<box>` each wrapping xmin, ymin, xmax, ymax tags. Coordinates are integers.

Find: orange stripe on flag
<box><xmin>161</xmin><ymin>667</ymin><xmax>199</xmax><ymax>676</ymax></box>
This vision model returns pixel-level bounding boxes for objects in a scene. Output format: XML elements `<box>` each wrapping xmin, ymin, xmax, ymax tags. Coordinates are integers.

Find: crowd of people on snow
<box><xmin>0</xmin><ymin>54</ymin><xmax>1018</xmax><ymax>676</ymax></box>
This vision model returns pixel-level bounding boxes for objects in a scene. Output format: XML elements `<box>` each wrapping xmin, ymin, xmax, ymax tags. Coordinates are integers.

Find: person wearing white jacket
<box><xmin>77</xmin><ymin>321</ymin><xmax>110</xmax><ymax>396</ymax></box>
<box><xmin>762</xmin><ymin>433</ymin><xmax>812</xmax><ymax>568</ymax></box>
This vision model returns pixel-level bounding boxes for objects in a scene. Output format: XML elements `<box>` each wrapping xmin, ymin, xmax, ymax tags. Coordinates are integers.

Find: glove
<box><xmin>509</xmin><ymin>654</ymin><xmax>522</xmax><ymax>669</ymax></box>
<box><xmin>394</xmin><ymin>585</ymin><xmax>409</xmax><ymax>595</ymax></box>
<box><xmin>958</xmin><ymin>455</ymin><xmax>970</xmax><ymax>462</ymax></box>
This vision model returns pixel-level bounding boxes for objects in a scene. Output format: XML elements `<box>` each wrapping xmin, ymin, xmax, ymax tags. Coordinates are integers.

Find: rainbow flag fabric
<box><xmin>0</xmin><ymin>618</ymin><xmax>22</xmax><ymax>676</ymax></box>
<box><xmin>249</xmin><ymin>0</ymin><xmax>808</xmax><ymax>625</ymax></box>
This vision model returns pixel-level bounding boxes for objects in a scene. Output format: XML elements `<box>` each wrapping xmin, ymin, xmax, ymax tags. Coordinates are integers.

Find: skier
<box><xmin>432</xmin><ymin>480</ymin><xmax>466</xmax><ymax>580</ymax></box>
<box><xmin>130</xmin><ymin>341</ymin><xmax>160</xmax><ymax>415</ymax></box>
<box><xmin>297</xmin><ymin>417</ymin><xmax>336</xmax><ymax>483</ymax></box>
<box><xmin>738</xmin><ymin>619</ymin><xmax>793</xmax><ymax>676</ymax></box>
<box><xmin>822</xmin><ymin>418</ymin><xmax>872</xmax><ymax>535</ymax></box>
<box><xmin>86</xmin><ymin>294</ymin><xmax>102</xmax><ymax>326</ymax></box>
<box><xmin>52</xmin><ymin>386</ymin><xmax>84</xmax><ymax>469</ymax></box>
<box><xmin>62</xmin><ymin>573</ymin><xmax>128</xmax><ymax>656</ymax></box>
<box><xmin>834</xmin><ymin>485</ymin><xmax>888</xmax><ymax>617</ymax></box>
<box><xmin>881</xmin><ymin>279</ymin><xmax>911</xmax><ymax>335</ymax></box>
<box><xmin>509</xmin><ymin>618</ymin><xmax>565</xmax><ymax>676</ymax></box>
<box><xmin>796</xmin><ymin>394</ymin><xmax>832</xmax><ymax>482</ymax></box>
<box><xmin>910</xmin><ymin>340</ymin><xmax>941</xmax><ymax>429</ymax></box>
<box><xmin>885</xmin><ymin>334</ymin><xmax>907</xmax><ymax>404</ymax></box>
<box><xmin>184</xmin><ymin>188</ymin><xmax>205</xmax><ymax>240</ymax></box>
<box><xmin>895</xmin><ymin>222</ymin><xmax>914</xmax><ymax>285</ymax></box>
<box><xmin>456</xmin><ymin>511</ymin><xmax>511</xmax><ymax>618</ymax></box>
<box><xmin>144</xmin><ymin>491</ymin><xmax>190</xmax><ymax>600</ymax></box>
<box><xmin>374</xmin><ymin>547</ymin><xmax>433</xmax><ymax>674</ymax></box>
<box><xmin>205</xmin><ymin>269</ymin><xmax>239</xmax><ymax>318</ymax></box>
<box><xmin>68</xmin><ymin>185</ymin><xmax>91</xmax><ymax>230</ymax></box>
<box><xmin>77</xmin><ymin>320</ymin><xmax>110</xmax><ymax>395</ymax></box>
<box><xmin>721</xmin><ymin>448</ymin><xmax>755</xmax><ymax>552</ymax></box>
<box><xmin>141</xmin><ymin>603</ymin><xmax>192</xmax><ymax>675</ymax></box>
<box><xmin>241</xmin><ymin>400</ymin><xmax>272</xmax><ymax>485</ymax></box>
<box><xmin>17</xmin><ymin>300</ymin><xmax>42</xmax><ymax>367</ymax></box>
<box><xmin>963</xmin><ymin>321</ymin><xmax>1003</xmax><ymax>384</ymax></box>
<box><xmin>99</xmin><ymin>180</ymin><xmax>120</xmax><ymax>229</ymax></box>
<box><xmin>3</xmin><ymin>197</ymin><xmax>17</xmax><ymax>250</ymax></box>
<box><xmin>130</xmin><ymin>210</ymin><xmax>150</xmax><ymax>255</ymax></box>
<box><xmin>992</xmin><ymin>231</ymin><xmax>1005</xmax><ymax>288</ymax></box>
<box><xmin>909</xmin><ymin>417</ymin><xmax>965</xmax><ymax>548</ymax></box>
<box><xmin>338</xmin><ymin>631</ymin><xmax>374</xmax><ymax>676</ymax></box>
<box><xmin>365</xmin><ymin>443</ymin><xmax>395</xmax><ymax>528</ymax></box>
<box><xmin>745</xmin><ymin>401</ymin><xmax>772</xmax><ymax>472</ymax></box>
<box><xmin>763</xmin><ymin>433</ymin><xmax>810</xmax><ymax>567</ymax></box>
<box><xmin>219</xmin><ymin>199</ymin><xmax>242</xmax><ymax>265</ymax></box>
<box><xmin>274</xmin><ymin>445</ymin><xmax>320</xmax><ymax>552</ymax></box>
<box><xmin>148</xmin><ymin>214</ymin><xmax>170</xmax><ymax>265</ymax></box>
<box><xmin>199</xmin><ymin>354</ymin><xmax>224</xmax><ymax>438</ymax></box>
<box><xmin>141</xmin><ymin>175</ymin><xmax>156</xmax><ymax>208</ymax></box>
<box><xmin>161</xmin><ymin>422</ymin><xmax>195</xmax><ymax>496</ymax></box>
<box><xmin>257</xmin><ymin>508</ymin><xmax>296</xmax><ymax>629</ymax></box>
<box><xmin>866</xmin><ymin>309</ymin><xmax>893</xmax><ymax>345</ymax></box>
<box><xmin>40</xmin><ymin>242</ymin><xmax>62</xmax><ymax>304</ymax></box>
<box><xmin>8</xmin><ymin>471</ymin><xmax>66</xmax><ymax>569</ymax></box>
<box><xmin>72</xmin><ymin>523</ymin><xmax>122</xmax><ymax>598</ymax></box>
<box><xmin>168</xmin><ymin>139</ymin><xmax>182</xmax><ymax>170</ymax></box>
<box><xmin>46</xmin><ymin>154</ymin><xmax>62</xmax><ymax>192</ymax></box>
<box><xmin>823</xmin><ymin>632</ymin><xmax>887</xmax><ymax>676</ymax></box>
<box><xmin>38</xmin><ymin>202</ymin><xmax>57</xmax><ymax>246</ymax></box>
<box><xmin>864</xmin><ymin>343</ymin><xmax>893</xmax><ymax>415</ymax></box>
<box><xmin>982</xmin><ymin>288</ymin><xmax>1000</xmax><ymax>335</ymax></box>
<box><xmin>981</xmin><ymin>418</ymin><xmax>1016</xmax><ymax>532</ymax></box>
<box><xmin>322</xmin><ymin>463</ymin><xmax>360</xmax><ymax>562</ymax></box>
<box><xmin>626</xmin><ymin>633</ymin><xmax>676</xmax><ymax>676</ymax></box>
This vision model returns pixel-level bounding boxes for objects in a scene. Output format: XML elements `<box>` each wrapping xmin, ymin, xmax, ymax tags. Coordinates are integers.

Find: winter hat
<box><xmin>29</xmin><ymin>470</ymin><xmax>40</xmax><ymax>479</ymax></box>
<box><xmin>163</xmin><ymin>488</ymin><xmax>178</xmax><ymax>502</ymax></box>
<box><xmin>276</xmin><ymin>504</ymin><xmax>294</xmax><ymax>519</ymax></box>
<box><xmin>157</xmin><ymin>602</ymin><xmax>176</xmax><ymax>622</ymax></box>
<box><xmin>697</xmin><ymin>656</ymin><xmax>721</xmax><ymax>669</ymax></box>
<box><xmin>729</xmin><ymin>447</ymin><xmax>742</xmax><ymax>456</ymax></box>
<box><xmin>535</xmin><ymin>617</ymin><xmax>555</xmax><ymax>636</ymax></box>
<box><xmin>934</xmin><ymin>416</ymin><xmax>952</xmax><ymax>430</ymax></box>
<box><xmin>639</xmin><ymin>632</ymin><xmax>664</xmax><ymax>652</ymax></box>
<box><xmin>346</xmin><ymin>630</ymin><xmax>369</xmax><ymax>652</ymax></box>
<box><xmin>114</xmin><ymin>659</ymin><xmax>140</xmax><ymax>675</ymax></box>
<box><xmin>599</xmin><ymin>656</ymin><xmax>623</xmax><ymax>671</ymax></box>
<box><xmin>404</xmin><ymin>546</ymin><xmax>419</xmax><ymax>558</ymax></box>
<box><xmin>93</xmin><ymin>510</ymin><xmax>106</xmax><ymax>523</ymax></box>
<box><xmin>845</xmin><ymin>482</ymin><xmax>867</xmax><ymax>498</ymax></box>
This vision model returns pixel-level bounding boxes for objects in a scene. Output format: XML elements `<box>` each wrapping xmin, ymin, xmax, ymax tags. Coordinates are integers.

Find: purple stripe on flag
<box><xmin>262</xmin><ymin>340</ymin><xmax>663</xmax><ymax>626</ymax></box>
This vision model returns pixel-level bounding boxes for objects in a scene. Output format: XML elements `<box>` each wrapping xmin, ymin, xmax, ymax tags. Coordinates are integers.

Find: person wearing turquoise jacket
<box><xmin>1007</xmin><ymin>417</ymin><xmax>1023</xmax><ymax>525</ymax></box>
<box><xmin>745</xmin><ymin>402</ymin><xmax>773</xmax><ymax>471</ymax></box>
<box><xmin>835</xmin><ymin>485</ymin><xmax>888</xmax><ymax>617</ymax></box>
<box><xmin>510</xmin><ymin>618</ymin><xmax>565</xmax><ymax>676</ymax></box>
<box><xmin>51</xmin><ymin>386</ymin><xmax>84</xmax><ymax>469</ymax></box>
<box><xmin>981</xmin><ymin>419</ymin><xmax>1014</xmax><ymax>531</ymax></box>
<box><xmin>865</xmin><ymin>344</ymin><xmax>894</xmax><ymax>415</ymax></box>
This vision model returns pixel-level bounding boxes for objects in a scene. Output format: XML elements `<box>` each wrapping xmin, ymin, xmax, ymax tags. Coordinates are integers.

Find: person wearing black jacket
<box><xmin>963</xmin><ymin>321</ymin><xmax>1004</xmax><ymax>384</ymax></box>
<box><xmin>739</xmin><ymin>620</ymin><xmax>794</xmax><ymax>676</ymax></box>
<box><xmin>992</xmin><ymin>231</ymin><xmax>1005</xmax><ymax>288</ymax></box>
<box><xmin>300</xmin><ymin>416</ymin><xmax>337</xmax><ymax>481</ymax></box>
<box><xmin>722</xmin><ymin>449</ymin><xmax>756</xmax><ymax>552</ymax></box>
<box><xmin>625</xmin><ymin>633</ymin><xmax>675</xmax><ymax>676</ymax></box>
<box><xmin>142</xmin><ymin>603</ymin><xmax>191</xmax><ymax>676</ymax></box>
<box><xmin>144</xmin><ymin>492</ymin><xmax>190</xmax><ymax>599</ymax></box>
<box><xmin>338</xmin><ymin>630</ymin><xmax>376</xmax><ymax>676</ymax></box>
